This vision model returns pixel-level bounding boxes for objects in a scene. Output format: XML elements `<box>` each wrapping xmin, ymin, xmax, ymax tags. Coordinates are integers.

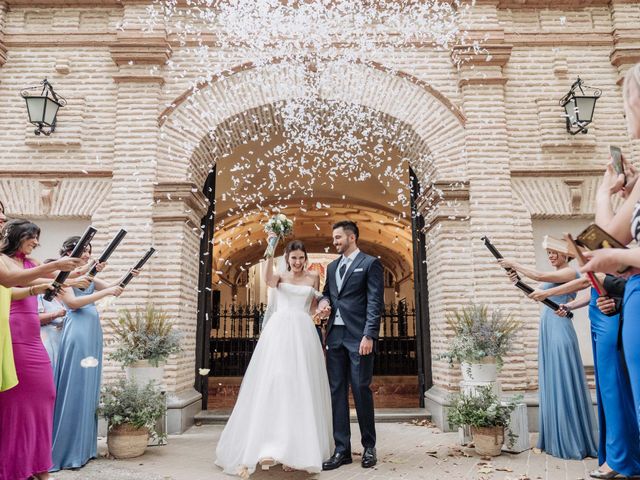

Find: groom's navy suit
<box><xmin>322</xmin><ymin>250</ymin><xmax>384</xmax><ymax>454</ymax></box>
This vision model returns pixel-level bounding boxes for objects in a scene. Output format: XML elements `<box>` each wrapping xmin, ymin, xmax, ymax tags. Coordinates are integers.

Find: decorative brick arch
<box><xmin>156</xmin><ymin>60</ymin><xmax>467</xmax><ymax>191</ymax></box>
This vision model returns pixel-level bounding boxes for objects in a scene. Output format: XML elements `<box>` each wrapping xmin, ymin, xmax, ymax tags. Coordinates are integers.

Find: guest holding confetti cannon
<box><xmin>50</xmin><ymin>236</ymin><xmax>129</xmax><ymax>472</ymax></box>
<box><xmin>499</xmin><ymin>237</ymin><xmax>597</xmax><ymax>460</ymax></box>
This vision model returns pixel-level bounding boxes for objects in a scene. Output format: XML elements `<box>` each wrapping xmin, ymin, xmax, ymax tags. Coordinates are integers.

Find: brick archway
<box><xmin>152</xmin><ymin>60</ymin><xmax>467</xmax><ymax>408</ymax></box>
<box><xmin>156</xmin><ymin>60</ymin><xmax>466</xmax><ymax>189</ymax></box>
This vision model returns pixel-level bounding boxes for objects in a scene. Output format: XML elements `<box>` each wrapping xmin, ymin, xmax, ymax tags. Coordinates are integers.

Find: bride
<box><xmin>215</xmin><ymin>237</ymin><xmax>334</xmax><ymax>477</ymax></box>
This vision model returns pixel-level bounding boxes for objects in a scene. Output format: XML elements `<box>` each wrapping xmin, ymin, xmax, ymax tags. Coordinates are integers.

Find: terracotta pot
<box><xmin>471</xmin><ymin>425</ymin><xmax>504</xmax><ymax>457</ymax></box>
<box><xmin>107</xmin><ymin>423</ymin><xmax>149</xmax><ymax>459</ymax></box>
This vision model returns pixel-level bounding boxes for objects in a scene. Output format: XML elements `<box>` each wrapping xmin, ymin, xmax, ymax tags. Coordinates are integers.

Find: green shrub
<box><xmin>100</xmin><ymin>377</ymin><xmax>165</xmax><ymax>438</ymax></box>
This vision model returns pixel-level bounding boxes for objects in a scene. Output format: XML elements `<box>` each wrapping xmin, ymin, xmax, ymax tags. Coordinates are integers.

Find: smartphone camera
<box><xmin>610</xmin><ymin>145</ymin><xmax>625</xmax><ymax>185</ymax></box>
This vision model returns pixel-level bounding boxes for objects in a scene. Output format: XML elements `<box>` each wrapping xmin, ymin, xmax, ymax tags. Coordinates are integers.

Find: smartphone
<box><xmin>576</xmin><ymin>224</ymin><xmax>629</xmax><ymax>273</ymax></box>
<box><xmin>610</xmin><ymin>145</ymin><xmax>625</xmax><ymax>183</ymax></box>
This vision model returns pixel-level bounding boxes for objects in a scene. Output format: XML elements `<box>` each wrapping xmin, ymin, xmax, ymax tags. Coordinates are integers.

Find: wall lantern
<box><xmin>559</xmin><ymin>77</ymin><xmax>601</xmax><ymax>135</ymax></box>
<box><xmin>21</xmin><ymin>78</ymin><xmax>66</xmax><ymax>136</ymax></box>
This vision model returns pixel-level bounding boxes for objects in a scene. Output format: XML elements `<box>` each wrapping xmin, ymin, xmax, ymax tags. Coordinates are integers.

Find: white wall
<box><xmin>531</xmin><ymin>219</ymin><xmax>593</xmax><ymax>367</ymax></box>
<box><xmin>30</xmin><ymin>219</ymin><xmax>91</xmax><ymax>264</ymax></box>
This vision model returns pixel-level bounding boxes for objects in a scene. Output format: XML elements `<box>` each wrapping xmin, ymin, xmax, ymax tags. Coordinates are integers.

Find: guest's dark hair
<box><xmin>332</xmin><ymin>220</ymin><xmax>359</xmax><ymax>240</ymax></box>
<box><xmin>0</xmin><ymin>219</ymin><xmax>40</xmax><ymax>257</ymax></box>
<box><xmin>0</xmin><ymin>200</ymin><xmax>4</xmax><ymax>214</ymax></box>
<box><xmin>284</xmin><ymin>240</ymin><xmax>308</xmax><ymax>271</ymax></box>
<box><xmin>60</xmin><ymin>236</ymin><xmax>92</xmax><ymax>256</ymax></box>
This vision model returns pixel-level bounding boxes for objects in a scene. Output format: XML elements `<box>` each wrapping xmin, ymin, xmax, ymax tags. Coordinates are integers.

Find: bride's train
<box><xmin>215</xmin><ymin>283</ymin><xmax>333</xmax><ymax>477</ymax></box>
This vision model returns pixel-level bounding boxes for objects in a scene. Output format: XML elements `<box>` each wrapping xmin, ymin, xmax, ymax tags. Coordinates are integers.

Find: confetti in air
<box><xmin>142</xmin><ymin>0</ymin><xmax>477</xmax><ymax>274</ymax></box>
<box><xmin>80</xmin><ymin>356</ymin><xmax>100</xmax><ymax>368</ymax></box>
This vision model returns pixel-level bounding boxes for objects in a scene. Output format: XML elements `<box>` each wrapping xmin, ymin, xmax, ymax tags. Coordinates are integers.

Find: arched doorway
<box><xmin>155</xmin><ymin>60</ymin><xmax>466</xmax><ymax>411</ymax></box>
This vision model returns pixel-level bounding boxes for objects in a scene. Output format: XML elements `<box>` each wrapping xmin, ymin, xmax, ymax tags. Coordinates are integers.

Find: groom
<box><xmin>317</xmin><ymin>220</ymin><xmax>384</xmax><ymax>470</ymax></box>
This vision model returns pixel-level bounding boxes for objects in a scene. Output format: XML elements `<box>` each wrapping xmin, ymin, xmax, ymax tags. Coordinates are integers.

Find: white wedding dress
<box><xmin>215</xmin><ymin>283</ymin><xmax>334</xmax><ymax>477</ymax></box>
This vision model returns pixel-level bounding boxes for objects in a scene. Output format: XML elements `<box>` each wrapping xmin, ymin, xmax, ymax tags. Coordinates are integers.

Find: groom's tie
<box><xmin>339</xmin><ymin>262</ymin><xmax>347</xmax><ymax>279</ymax></box>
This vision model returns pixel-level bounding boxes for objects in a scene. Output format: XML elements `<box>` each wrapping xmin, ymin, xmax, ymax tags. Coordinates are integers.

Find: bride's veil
<box><xmin>261</xmin><ymin>255</ymin><xmax>287</xmax><ymax>331</ymax></box>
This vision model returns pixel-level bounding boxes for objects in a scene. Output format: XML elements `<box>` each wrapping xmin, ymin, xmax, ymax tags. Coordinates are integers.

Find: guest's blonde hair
<box><xmin>623</xmin><ymin>63</ymin><xmax>640</xmax><ymax>112</ymax></box>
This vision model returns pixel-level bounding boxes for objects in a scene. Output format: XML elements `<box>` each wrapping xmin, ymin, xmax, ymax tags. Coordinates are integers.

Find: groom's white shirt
<box><xmin>333</xmin><ymin>248</ymin><xmax>360</xmax><ymax>326</ymax></box>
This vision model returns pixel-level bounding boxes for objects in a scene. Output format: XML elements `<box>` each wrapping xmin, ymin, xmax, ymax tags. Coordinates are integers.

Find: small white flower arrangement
<box><xmin>264</xmin><ymin>213</ymin><xmax>294</xmax><ymax>258</ymax></box>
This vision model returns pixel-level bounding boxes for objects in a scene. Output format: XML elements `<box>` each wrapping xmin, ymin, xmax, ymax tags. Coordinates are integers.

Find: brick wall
<box><xmin>0</xmin><ymin>0</ymin><xmax>638</xmax><ymax>400</ymax></box>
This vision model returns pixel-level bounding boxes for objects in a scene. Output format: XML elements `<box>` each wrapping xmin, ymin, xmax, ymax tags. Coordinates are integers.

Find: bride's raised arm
<box><xmin>263</xmin><ymin>249</ymin><xmax>281</xmax><ymax>289</ymax></box>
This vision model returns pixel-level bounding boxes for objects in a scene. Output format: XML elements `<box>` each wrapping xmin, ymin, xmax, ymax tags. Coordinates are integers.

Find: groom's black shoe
<box><xmin>361</xmin><ymin>447</ymin><xmax>377</xmax><ymax>468</ymax></box>
<box><xmin>322</xmin><ymin>451</ymin><xmax>353</xmax><ymax>470</ymax></box>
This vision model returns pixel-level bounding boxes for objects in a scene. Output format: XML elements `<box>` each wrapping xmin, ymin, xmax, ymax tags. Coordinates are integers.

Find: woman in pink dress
<box><xmin>0</xmin><ymin>219</ymin><xmax>58</xmax><ymax>480</ymax></box>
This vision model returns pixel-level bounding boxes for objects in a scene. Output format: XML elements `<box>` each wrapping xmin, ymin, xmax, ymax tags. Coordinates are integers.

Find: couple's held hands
<box><xmin>316</xmin><ymin>300</ymin><xmax>331</xmax><ymax>318</ymax></box>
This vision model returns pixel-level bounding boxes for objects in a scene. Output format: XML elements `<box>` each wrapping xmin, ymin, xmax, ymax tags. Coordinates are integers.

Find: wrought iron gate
<box><xmin>209</xmin><ymin>303</ymin><xmax>417</xmax><ymax>376</ymax></box>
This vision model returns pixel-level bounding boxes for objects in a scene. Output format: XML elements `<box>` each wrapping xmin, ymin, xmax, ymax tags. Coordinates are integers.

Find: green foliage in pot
<box><xmin>100</xmin><ymin>377</ymin><xmax>166</xmax><ymax>439</ymax></box>
<box><xmin>107</xmin><ymin>304</ymin><xmax>182</xmax><ymax>367</ymax></box>
<box><xmin>442</xmin><ymin>304</ymin><xmax>520</xmax><ymax>367</ymax></box>
<box><xmin>447</xmin><ymin>385</ymin><xmax>519</xmax><ymax>447</ymax></box>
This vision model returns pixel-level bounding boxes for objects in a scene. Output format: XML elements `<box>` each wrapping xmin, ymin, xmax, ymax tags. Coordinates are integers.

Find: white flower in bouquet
<box><xmin>264</xmin><ymin>214</ymin><xmax>294</xmax><ymax>257</ymax></box>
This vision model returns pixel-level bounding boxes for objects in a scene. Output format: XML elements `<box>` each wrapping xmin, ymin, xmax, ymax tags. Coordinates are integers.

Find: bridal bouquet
<box><xmin>264</xmin><ymin>214</ymin><xmax>294</xmax><ymax>258</ymax></box>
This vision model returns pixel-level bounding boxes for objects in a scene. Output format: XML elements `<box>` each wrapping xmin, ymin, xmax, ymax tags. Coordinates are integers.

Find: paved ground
<box><xmin>55</xmin><ymin>422</ymin><xmax>599</xmax><ymax>480</ymax></box>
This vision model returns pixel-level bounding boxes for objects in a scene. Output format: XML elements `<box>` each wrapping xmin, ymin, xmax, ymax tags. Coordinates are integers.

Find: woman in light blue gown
<box><xmin>38</xmin><ymin>293</ymin><xmax>67</xmax><ymax>372</ymax></box>
<box><xmin>50</xmin><ymin>237</ymin><xmax>124</xmax><ymax>472</ymax></box>
<box><xmin>534</xmin><ymin>274</ymin><xmax>640</xmax><ymax>477</ymax></box>
<box><xmin>500</xmin><ymin>237</ymin><xmax>597</xmax><ymax>460</ymax></box>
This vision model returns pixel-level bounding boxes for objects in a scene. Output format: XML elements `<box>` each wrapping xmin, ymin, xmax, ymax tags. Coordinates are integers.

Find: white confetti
<box><xmin>80</xmin><ymin>356</ymin><xmax>99</xmax><ymax>368</ymax></box>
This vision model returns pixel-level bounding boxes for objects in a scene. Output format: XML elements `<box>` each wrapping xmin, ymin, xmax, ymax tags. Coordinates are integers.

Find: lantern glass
<box><xmin>25</xmin><ymin>96</ymin><xmax>46</xmax><ymax>124</ymax></box>
<box><xmin>43</xmin><ymin>97</ymin><xmax>60</xmax><ymax>126</ymax></box>
<box><xmin>575</xmin><ymin>96</ymin><xmax>597</xmax><ymax>124</ymax></box>
<box><xmin>563</xmin><ymin>98</ymin><xmax>577</xmax><ymax>126</ymax></box>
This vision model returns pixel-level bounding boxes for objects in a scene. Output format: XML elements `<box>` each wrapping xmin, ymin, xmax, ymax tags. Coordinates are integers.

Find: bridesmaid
<box><xmin>581</xmin><ymin>63</ymin><xmax>640</xmax><ymax>478</ymax></box>
<box><xmin>532</xmin><ymin>275</ymin><xmax>640</xmax><ymax>478</ymax></box>
<box><xmin>500</xmin><ymin>238</ymin><xmax>597</xmax><ymax>460</ymax></box>
<box><xmin>38</xmin><ymin>287</ymin><xmax>68</xmax><ymax>371</ymax></box>
<box><xmin>0</xmin><ymin>219</ymin><xmax>59</xmax><ymax>480</ymax></box>
<box><xmin>50</xmin><ymin>236</ymin><xmax>125</xmax><ymax>472</ymax></box>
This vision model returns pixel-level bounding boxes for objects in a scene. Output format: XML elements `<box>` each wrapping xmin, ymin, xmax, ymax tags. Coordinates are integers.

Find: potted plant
<box><xmin>100</xmin><ymin>377</ymin><xmax>166</xmax><ymax>459</ymax></box>
<box><xmin>447</xmin><ymin>385</ymin><xmax>518</xmax><ymax>456</ymax></box>
<box><xmin>443</xmin><ymin>304</ymin><xmax>520</xmax><ymax>382</ymax></box>
<box><xmin>107</xmin><ymin>304</ymin><xmax>182</xmax><ymax>386</ymax></box>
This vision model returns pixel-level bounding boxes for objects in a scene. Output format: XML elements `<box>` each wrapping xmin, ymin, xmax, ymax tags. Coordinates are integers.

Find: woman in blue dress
<box><xmin>38</xmin><ymin>292</ymin><xmax>67</xmax><ymax>371</ymax></box>
<box><xmin>500</xmin><ymin>237</ymin><xmax>597</xmax><ymax>460</ymax></box>
<box><xmin>580</xmin><ymin>63</ymin><xmax>640</xmax><ymax>478</ymax></box>
<box><xmin>532</xmin><ymin>274</ymin><xmax>640</xmax><ymax>478</ymax></box>
<box><xmin>50</xmin><ymin>237</ymin><xmax>125</xmax><ymax>472</ymax></box>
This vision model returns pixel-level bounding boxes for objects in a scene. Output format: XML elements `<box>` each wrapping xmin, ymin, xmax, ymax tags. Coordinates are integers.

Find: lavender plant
<box><xmin>442</xmin><ymin>304</ymin><xmax>520</xmax><ymax>368</ymax></box>
<box><xmin>107</xmin><ymin>304</ymin><xmax>182</xmax><ymax>367</ymax></box>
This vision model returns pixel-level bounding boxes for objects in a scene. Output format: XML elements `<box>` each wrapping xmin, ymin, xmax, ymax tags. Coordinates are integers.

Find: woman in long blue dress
<box><xmin>579</xmin><ymin>64</ymin><xmax>640</xmax><ymax>478</ymax></box>
<box><xmin>500</xmin><ymin>239</ymin><xmax>597</xmax><ymax>460</ymax></box>
<box><xmin>533</xmin><ymin>275</ymin><xmax>640</xmax><ymax>477</ymax></box>
<box><xmin>50</xmin><ymin>237</ymin><xmax>124</xmax><ymax>472</ymax></box>
<box><xmin>38</xmin><ymin>292</ymin><xmax>67</xmax><ymax>372</ymax></box>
